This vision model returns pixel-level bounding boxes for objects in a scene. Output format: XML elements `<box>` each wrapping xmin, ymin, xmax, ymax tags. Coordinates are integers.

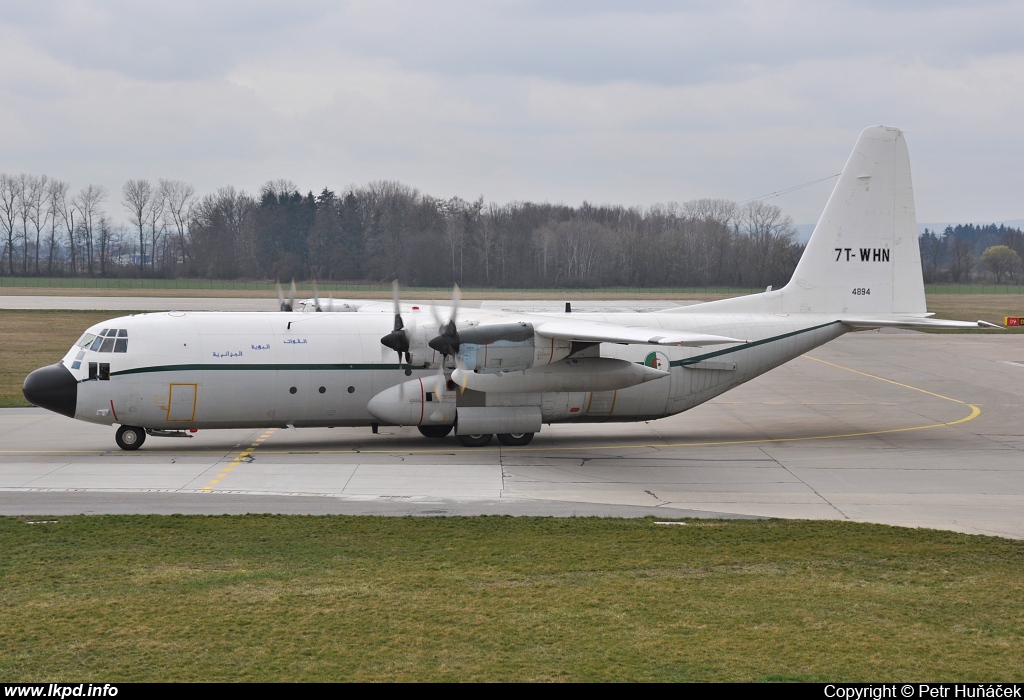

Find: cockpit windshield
<box><xmin>76</xmin><ymin>328</ymin><xmax>129</xmax><ymax>353</ymax></box>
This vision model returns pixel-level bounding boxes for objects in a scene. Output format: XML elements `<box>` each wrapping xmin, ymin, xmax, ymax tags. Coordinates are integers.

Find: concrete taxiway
<box><xmin>2</xmin><ymin>329</ymin><xmax>1021</xmax><ymax>538</ymax></box>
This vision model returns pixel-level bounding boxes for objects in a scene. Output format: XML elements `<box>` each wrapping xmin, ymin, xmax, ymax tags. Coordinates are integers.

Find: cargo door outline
<box><xmin>167</xmin><ymin>383</ymin><xmax>197</xmax><ymax>421</ymax></box>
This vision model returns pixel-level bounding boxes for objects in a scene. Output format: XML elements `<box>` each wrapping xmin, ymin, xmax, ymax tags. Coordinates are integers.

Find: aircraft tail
<box><xmin>685</xmin><ymin>126</ymin><xmax>927</xmax><ymax>317</ymax></box>
<box><xmin>780</xmin><ymin>125</ymin><xmax>926</xmax><ymax>315</ymax></box>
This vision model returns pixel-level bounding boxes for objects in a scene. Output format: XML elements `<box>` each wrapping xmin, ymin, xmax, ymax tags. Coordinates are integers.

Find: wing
<box><xmin>840</xmin><ymin>317</ymin><xmax>1003</xmax><ymax>330</ymax></box>
<box><xmin>533</xmin><ymin>318</ymin><xmax>745</xmax><ymax>347</ymax></box>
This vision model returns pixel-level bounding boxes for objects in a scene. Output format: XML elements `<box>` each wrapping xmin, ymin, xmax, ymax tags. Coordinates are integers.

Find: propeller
<box><xmin>311</xmin><ymin>280</ymin><xmax>322</xmax><ymax>312</ymax></box>
<box><xmin>428</xmin><ymin>284</ymin><xmax>461</xmax><ymax>359</ymax></box>
<box><xmin>380</xmin><ymin>279</ymin><xmax>411</xmax><ymax>365</ymax></box>
<box><xmin>276</xmin><ymin>280</ymin><xmax>297</xmax><ymax>312</ymax></box>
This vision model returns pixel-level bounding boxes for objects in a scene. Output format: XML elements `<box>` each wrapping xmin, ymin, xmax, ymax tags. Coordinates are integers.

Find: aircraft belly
<box><xmin>668</xmin><ymin>322</ymin><xmax>846</xmax><ymax>414</ymax></box>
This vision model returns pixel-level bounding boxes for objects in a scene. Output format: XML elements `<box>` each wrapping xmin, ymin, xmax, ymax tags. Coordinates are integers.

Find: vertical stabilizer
<box><xmin>781</xmin><ymin>126</ymin><xmax>926</xmax><ymax>315</ymax></box>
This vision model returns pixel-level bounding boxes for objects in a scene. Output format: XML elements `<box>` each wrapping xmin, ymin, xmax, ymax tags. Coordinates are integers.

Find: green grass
<box><xmin>1</xmin><ymin>515</ymin><xmax>1021</xmax><ymax>681</ymax></box>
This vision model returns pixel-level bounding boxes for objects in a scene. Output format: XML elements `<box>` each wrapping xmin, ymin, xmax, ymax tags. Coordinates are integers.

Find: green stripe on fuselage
<box><xmin>670</xmin><ymin>321</ymin><xmax>840</xmax><ymax>367</ymax></box>
<box><xmin>110</xmin><ymin>363</ymin><xmax>409</xmax><ymax>378</ymax></box>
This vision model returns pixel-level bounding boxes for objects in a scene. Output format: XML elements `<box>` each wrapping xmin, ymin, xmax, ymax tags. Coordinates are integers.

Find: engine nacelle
<box><xmin>455</xmin><ymin>324</ymin><xmax>572</xmax><ymax>374</ymax></box>
<box><xmin>367</xmin><ymin>375</ymin><xmax>456</xmax><ymax>426</ymax></box>
<box><xmin>405</xmin><ymin>323</ymin><xmax>435</xmax><ymax>368</ymax></box>
<box><xmin>450</xmin><ymin>357</ymin><xmax>669</xmax><ymax>393</ymax></box>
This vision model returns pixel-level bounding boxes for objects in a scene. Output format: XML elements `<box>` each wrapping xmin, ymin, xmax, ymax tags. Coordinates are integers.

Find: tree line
<box><xmin>2</xmin><ymin>171</ymin><xmax>1018</xmax><ymax>288</ymax></box>
<box><xmin>919</xmin><ymin>224</ymin><xmax>1024</xmax><ymax>284</ymax></box>
<box><xmin>0</xmin><ymin>174</ymin><xmax>804</xmax><ymax>288</ymax></box>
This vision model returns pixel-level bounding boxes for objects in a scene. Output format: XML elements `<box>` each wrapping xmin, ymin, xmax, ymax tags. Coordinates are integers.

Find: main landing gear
<box><xmin>497</xmin><ymin>433</ymin><xmax>534</xmax><ymax>447</ymax></box>
<box><xmin>115</xmin><ymin>425</ymin><xmax>146</xmax><ymax>451</ymax></box>
<box><xmin>418</xmin><ymin>426</ymin><xmax>536</xmax><ymax>446</ymax></box>
<box><xmin>417</xmin><ymin>425</ymin><xmax>454</xmax><ymax>439</ymax></box>
<box><xmin>454</xmin><ymin>432</ymin><xmax>535</xmax><ymax>447</ymax></box>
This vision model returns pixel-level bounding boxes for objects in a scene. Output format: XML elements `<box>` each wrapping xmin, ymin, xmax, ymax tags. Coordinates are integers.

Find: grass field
<box><xmin>1</xmin><ymin>515</ymin><xmax>1022</xmax><ymax>682</ymax></box>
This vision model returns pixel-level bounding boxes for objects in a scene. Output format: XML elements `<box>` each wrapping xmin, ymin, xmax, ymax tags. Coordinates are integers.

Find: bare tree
<box><xmin>0</xmin><ymin>174</ymin><xmax>17</xmax><ymax>275</ymax></box>
<box><xmin>122</xmin><ymin>179</ymin><xmax>152</xmax><ymax>275</ymax></box>
<box><xmin>160</xmin><ymin>179</ymin><xmax>195</xmax><ymax>267</ymax></box>
<box><xmin>948</xmin><ymin>236</ymin><xmax>974</xmax><ymax>283</ymax></box>
<box><xmin>188</xmin><ymin>186</ymin><xmax>256</xmax><ymax>278</ymax></box>
<box><xmin>74</xmin><ymin>184</ymin><xmax>107</xmax><ymax>276</ymax></box>
<box><xmin>15</xmin><ymin>174</ymin><xmax>31</xmax><ymax>275</ymax></box>
<box><xmin>738</xmin><ymin>200</ymin><xmax>795</xmax><ymax>288</ymax></box>
<box><xmin>148</xmin><ymin>186</ymin><xmax>166</xmax><ymax>274</ymax></box>
<box><xmin>438</xmin><ymin>196</ymin><xmax>469</xmax><ymax>284</ymax></box>
<box><xmin>24</xmin><ymin>175</ymin><xmax>51</xmax><ymax>275</ymax></box>
<box><xmin>50</xmin><ymin>180</ymin><xmax>75</xmax><ymax>275</ymax></box>
<box><xmin>96</xmin><ymin>216</ymin><xmax>115</xmax><ymax>275</ymax></box>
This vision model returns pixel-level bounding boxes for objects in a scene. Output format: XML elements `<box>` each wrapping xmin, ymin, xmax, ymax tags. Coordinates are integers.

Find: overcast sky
<box><xmin>1</xmin><ymin>0</ymin><xmax>1021</xmax><ymax>226</ymax></box>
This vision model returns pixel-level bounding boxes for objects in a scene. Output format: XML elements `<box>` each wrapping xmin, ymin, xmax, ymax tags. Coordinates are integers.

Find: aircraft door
<box><xmin>167</xmin><ymin>383</ymin><xmax>197</xmax><ymax>422</ymax></box>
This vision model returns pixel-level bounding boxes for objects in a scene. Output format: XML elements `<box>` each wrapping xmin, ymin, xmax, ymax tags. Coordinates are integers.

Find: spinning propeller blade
<box><xmin>428</xmin><ymin>284</ymin><xmax>462</xmax><ymax>359</ymax></box>
<box><xmin>380</xmin><ymin>279</ymin><xmax>411</xmax><ymax>365</ymax></box>
<box><xmin>276</xmin><ymin>281</ymin><xmax>291</xmax><ymax>312</ymax></box>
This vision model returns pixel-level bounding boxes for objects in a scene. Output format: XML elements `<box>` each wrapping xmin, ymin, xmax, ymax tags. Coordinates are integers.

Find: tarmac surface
<box><xmin>2</xmin><ymin>310</ymin><xmax>1021</xmax><ymax>536</ymax></box>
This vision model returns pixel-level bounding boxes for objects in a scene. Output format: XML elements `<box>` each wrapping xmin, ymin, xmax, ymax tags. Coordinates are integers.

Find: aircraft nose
<box><xmin>23</xmin><ymin>363</ymin><xmax>78</xmax><ymax>418</ymax></box>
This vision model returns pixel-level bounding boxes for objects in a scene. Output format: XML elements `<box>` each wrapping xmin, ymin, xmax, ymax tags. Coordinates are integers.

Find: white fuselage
<box><xmin>61</xmin><ymin>307</ymin><xmax>848</xmax><ymax>431</ymax></box>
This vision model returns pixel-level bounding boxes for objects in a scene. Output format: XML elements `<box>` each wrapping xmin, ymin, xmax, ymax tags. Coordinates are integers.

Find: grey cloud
<box><xmin>323</xmin><ymin>1</ymin><xmax>1024</xmax><ymax>85</ymax></box>
<box><xmin>4</xmin><ymin>0</ymin><xmax>337</xmax><ymax>81</ymax></box>
<box><xmin>6</xmin><ymin>1</ymin><xmax>1022</xmax><ymax>86</ymax></box>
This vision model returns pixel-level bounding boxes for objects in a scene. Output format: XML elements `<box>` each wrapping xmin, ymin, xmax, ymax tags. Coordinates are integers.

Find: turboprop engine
<box><xmin>453</xmin><ymin>323</ymin><xmax>573</xmax><ymax>373</ymax></box>
<box><xmin>367</xmin><ymin>374</ymin><xmax>457</xmax><ymax>427</ymax></box>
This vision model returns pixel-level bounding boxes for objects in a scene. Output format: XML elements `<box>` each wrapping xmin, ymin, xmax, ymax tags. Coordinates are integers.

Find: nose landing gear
<box><xmin>115</xmin><ymin>425</ymin><xmax>146</xmax><ymax>451</ymax></box>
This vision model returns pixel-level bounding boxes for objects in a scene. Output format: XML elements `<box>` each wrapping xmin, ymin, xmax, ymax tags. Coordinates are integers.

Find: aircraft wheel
<box><xmin>457</xmin><ymin>433</ymin><xmax>492</xmax><ymax>447</ymax></box>
<box><xmin>418</xmin><ymin>425</ymin><xmax>454</xmax><ymax>439</ymax></box>
<box><xmin>115</xmin><ymin>425</ymin><xmax>146</xmax><ymax>451</ymax></box>
<box><xmin>497</xmin><ymin>432</ymin><xmax>534</xmax><ymax>447</ymax></box>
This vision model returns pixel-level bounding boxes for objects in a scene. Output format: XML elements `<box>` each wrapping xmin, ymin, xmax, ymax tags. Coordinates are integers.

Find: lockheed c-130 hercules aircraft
<box><xmin>23</xmin><ymin>126</ymin><xmax>998</xmax><ymax>450</ymax></box>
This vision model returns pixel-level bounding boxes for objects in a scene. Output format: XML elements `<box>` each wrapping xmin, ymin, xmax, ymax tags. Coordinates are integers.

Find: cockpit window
<box><xmin>82</xmin><ymin>329</ymin><xmax>129</xmax><ymax>353</ymax></box>
<box><xmin>76</xmin><ymin>333</ymin><xmax>98</xmax><ymax>348</ymax></box>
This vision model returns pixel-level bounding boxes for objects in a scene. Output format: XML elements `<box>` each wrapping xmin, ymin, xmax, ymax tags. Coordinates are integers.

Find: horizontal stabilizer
<box><xmin>840</xmin><ymin>318</ymin><xmax>1003</xmax><ymax>330</ymax></box>
<box><xmin>534</xmin><ymin>319</ymin><xmax>745</xmax><ymax>346</ymax></box>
